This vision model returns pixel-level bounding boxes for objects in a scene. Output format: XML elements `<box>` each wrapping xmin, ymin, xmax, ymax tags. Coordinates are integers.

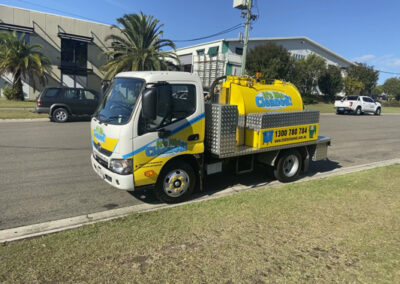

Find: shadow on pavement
<box><xmin>127</xmin><ymin>159</ymin><xmax>342</xmax><ymax>205</ymax></box>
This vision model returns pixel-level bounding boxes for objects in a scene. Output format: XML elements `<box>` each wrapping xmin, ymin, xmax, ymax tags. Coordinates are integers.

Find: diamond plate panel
<box><xmin>205</xmin><ymin>103</ymin><xmax>238</xmax><ymax>155</ymax></box>
<box><xmin>246</xmin><ymin>110</ymin><xmax>320</xmax><ymax>130</ymax></box>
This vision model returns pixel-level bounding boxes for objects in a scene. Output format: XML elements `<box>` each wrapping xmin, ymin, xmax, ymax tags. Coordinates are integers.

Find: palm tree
<box><xmin>101</xmin><ymin>12</ymin><xmax>179</xmax><ymax>80</ymax></box>
<box><xmin>0</xmin><ymin>31</ymin><xmax>50</xmax><ymax>100</ymax></box>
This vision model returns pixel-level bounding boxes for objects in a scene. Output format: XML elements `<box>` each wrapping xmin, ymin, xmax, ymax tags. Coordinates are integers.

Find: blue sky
<box><xmin>1</xmin><ymin>0</ymin><xmax>399</xmax><ymax>84</ymax></box>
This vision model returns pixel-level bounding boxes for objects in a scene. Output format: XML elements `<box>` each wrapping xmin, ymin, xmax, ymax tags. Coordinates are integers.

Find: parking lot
<box><xmin>1</xmin><ymin>113</ymin><xmax>400</xmax><ymax>230</ymax></box>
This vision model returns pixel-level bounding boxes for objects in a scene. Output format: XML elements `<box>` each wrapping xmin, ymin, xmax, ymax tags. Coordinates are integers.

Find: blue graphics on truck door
<box><xmin>125</xmin><ymin>83</ymin><xmax>205</xmax><ymax>187</ymax></box>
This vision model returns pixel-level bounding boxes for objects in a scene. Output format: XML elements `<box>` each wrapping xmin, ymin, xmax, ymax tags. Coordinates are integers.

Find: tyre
<box><xmin>273</xmin><ymin>150</ymin><xmax>302</xmax><ymax>183</ymax></box>
<box><xmin>374</xmin><ymin>107</ymin><xmax>381</xmax><ymax>116</ymax></box>
<box><xmin>155</xmin><ymin>161</ymin><xmax>196</xmax><ymax>203</ymax></box>
<box><xmin>52</xmin><ymin>108</ymin><xmax>69</xmax><ymax>123</ymax></box>
<box><xmin>355</xmin><ymin>107</ymin><xmax>362</xmax><ymax>115</ymax></box>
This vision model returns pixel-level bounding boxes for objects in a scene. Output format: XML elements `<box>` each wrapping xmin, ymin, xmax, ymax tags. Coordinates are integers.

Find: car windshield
<box><xmin>95</xmin><ymin>77</ymin><xmax>145</xmax><ymax>124</ymax></box>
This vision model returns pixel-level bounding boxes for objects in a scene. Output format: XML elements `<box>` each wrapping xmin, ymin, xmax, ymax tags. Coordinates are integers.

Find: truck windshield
<box><xmin>95</xmin><ymin>77</ymin><xmax>145</xmax><ymax>124</ymax></box>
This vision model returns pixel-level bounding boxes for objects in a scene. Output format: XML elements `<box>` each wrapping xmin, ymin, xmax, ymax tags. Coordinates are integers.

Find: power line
<box><xmin>377</xmin><ymin>70</ymin><xmax>400</xmax><ymax>75</ymax></box>
<box><xmin>14</xmin><ymin>0</ymin><xmax>112</xmax><ymax>25</ymax></box>
<box><xmin>172</xmin><ymin>24</ymin><xmax>244</xmax><ymax>42</ymax></box>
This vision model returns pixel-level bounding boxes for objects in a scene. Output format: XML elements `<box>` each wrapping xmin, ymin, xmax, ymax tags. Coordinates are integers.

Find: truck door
<box><xmin>131</xmin><ymin>83</ymin><xmax>204</xmax><ymax>187</ymax></box>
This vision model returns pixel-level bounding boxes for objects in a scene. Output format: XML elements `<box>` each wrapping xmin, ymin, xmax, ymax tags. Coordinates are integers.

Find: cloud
<box><xmin>352</xmin><ymin>54</ymin><xmax>375</xmax><ymax>62</ymax></box>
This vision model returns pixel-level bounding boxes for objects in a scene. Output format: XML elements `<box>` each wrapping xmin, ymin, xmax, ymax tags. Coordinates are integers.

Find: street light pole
<box><xmin>241</xmin><ymin>0</ymin><xmax>253</xmax><ymax>76</ymax></box>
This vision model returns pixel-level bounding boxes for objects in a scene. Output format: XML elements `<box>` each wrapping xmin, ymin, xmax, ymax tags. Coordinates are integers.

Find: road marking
<box><xmin>1</xmin><ymin>158</ymin><xmax>399</xmax><ymax>243</ymax></box>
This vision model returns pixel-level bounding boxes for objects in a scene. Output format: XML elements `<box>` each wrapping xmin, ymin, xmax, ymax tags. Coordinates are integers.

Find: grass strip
<box><xmin>1</xmin><ymin>165</ymin><xmax>400</xmax><ymax>283</ymax></box>
<box><xmin>0</xmin><ymin>110</ymin><xmax>48</xmax><ymax>119</ymax></box>
<box><xmin>0</xmin><ymin>98</ymin><xmax>36</xmax><ymax>108</ymax></box>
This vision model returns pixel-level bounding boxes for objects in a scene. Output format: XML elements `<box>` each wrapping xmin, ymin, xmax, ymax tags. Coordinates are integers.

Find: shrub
<box><xmin>303</xmin><ymin>96</ymin><xmax>318</xmax><ymax>104</ymax></box>
<box><xmin>2</xmin><ymin>86</ymin><xmax>21</xmax><ymax>100</ymax></box>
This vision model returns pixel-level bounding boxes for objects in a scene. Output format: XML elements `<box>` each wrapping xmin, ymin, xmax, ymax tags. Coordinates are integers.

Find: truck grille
<box><xmin>94</xmin><ymin>154</ymin><xmax>108</xmax><ymax>169</ymax></box>
<box><xmin>94</xmin><ymin>142</ymin><xmax>112</xmax><ymax>157</ymax></box>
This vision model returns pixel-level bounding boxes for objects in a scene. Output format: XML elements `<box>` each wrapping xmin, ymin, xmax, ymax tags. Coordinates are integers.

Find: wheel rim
<box><xmin>163</xmin><ymin>169</ymin><xmax>190</xmax><ymax>198</ymax></box>
<box><xmin>377</xmin><ymin>109</ymin><xmax>381</xmax><ymax>114</ymax></box>
<box><xmin>282</xmin><ymin>154</ymin><xmax>300</xmax><ymax>178</ymax></box>
<box><xmin>357</xmin><ymin>108</ymin><xmax>361</xmax><ymax>115</ymax></box>
<box><xmin>56</xmin><ymin>111</ymin><xmax>67</xmax><ymax>121</ymax></box>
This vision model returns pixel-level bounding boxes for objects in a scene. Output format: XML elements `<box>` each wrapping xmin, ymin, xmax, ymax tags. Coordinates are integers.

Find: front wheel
<box><xmin>155</xmin><ymin>161</ymin><xmax>196</xmax><ymax>203</ymax></box>
<box><xmin>374</xmin><ymin>107</ymin><xmax>381</xmax><ymax>116</ymax></box>
<box><xmin>273</xmin><ymin>150</ymin><xmax>303</xmax><ymax>183</ymax></box>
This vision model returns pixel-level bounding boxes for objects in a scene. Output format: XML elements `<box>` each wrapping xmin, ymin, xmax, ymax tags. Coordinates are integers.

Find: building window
<box><xmin>235</xmin><ymin>48</ymin><xmax>243</xmax><ymax>55</ymax></box>
<box><xmin>61</xmin><ymin>39</ymin><xmax>88</xmax><ymax>75</ymax></box>
<box><xmin>207</xmin><ymin>46</ymin><xmax>219</xmax><ymax>57</ymax></box>
<box><xmin>197</xmin><ymin>49</ymin><xmax>205</xmax><ymax>55</ymax></box>
<box><xmin>183</xmin><ymin>64</ymin><xmax>192</xmax><ymax>72</ymax></box>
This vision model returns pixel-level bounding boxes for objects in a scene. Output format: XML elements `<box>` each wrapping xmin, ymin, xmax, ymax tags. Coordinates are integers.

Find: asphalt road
<box><xmin>1</xmin><ymin>114</ymin><xmax>399</xmax><ymax>230</ymax></box>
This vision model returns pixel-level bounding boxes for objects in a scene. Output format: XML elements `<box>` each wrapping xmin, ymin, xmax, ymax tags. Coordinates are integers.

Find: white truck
<box><xmin>91</xmin><ymin>72</ymin><xmax>330</xmax><ymax>203</ymax></box>
<box><xmin>334</xmin><ymin>96</ymin><xmax>382</xmax><ymax>115</ymax></box>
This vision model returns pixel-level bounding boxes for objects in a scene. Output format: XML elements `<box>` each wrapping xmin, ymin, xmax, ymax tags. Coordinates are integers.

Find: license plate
<box><xmin>338</xmin><ymin>108</ymin><xmax>344</xmax><ymax>111</ymax></box>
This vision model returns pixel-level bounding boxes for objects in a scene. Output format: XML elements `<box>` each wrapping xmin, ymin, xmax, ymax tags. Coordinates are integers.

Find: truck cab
<box><xmin>91</xmin><ymin>72</ymin><xmax>205</xmax><ymax>202</ymax></box>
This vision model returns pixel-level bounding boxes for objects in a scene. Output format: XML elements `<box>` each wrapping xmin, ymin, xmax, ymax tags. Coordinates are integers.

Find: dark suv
<box><xmin>35</xmin><ymin>87</ymin><xmax>100</xmax><ymax>122</ymax></box>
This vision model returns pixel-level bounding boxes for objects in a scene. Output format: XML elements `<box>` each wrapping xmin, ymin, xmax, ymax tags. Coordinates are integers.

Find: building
<box><xmin>0</xmin><ymin>5</ymin><xmax>116</xmax><ymax>100</ymax></box>
<box><xmin>176</xmin><ymin>37</ymin><xmax>354</xmax><ymax>89</ymax></box>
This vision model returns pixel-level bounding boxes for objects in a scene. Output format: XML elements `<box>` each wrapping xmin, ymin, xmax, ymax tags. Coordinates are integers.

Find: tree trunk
<box><xmin>13</xmin><ymin>70</ymin><xmax>24</xmax><ymax>101</ymax></box>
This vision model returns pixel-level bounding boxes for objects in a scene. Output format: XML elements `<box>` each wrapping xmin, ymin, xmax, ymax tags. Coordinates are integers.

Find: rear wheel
<box><xmin>52</xmin><ymin>108</ymin><xmax>69</xmax><ymax>123</ymax></box>
<box><xmin>273</xmin><ymin>150</ymin><xmax>302</xmax><ymax>183</ymax></box>
<box><xmin>355</xmin><ymin>107</ymin><xmax>362</xmax><ymax>115</ymax></box>
<box><xmin>375</xmin><ymin>107</ymin><xmax>381</xmax><ymax>116</ymax></box>
<box><xmin>155</xmin><ymin>161</ymin><xmax>196</xmax><ymax>203</ymax></box>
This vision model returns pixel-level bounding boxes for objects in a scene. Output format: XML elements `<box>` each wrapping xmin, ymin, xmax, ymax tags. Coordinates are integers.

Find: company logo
<box><xmin>94</xmin><ymin>126</ymin><xmax>106</xmax><ymax>143</ymax></box>
<box><xmin>145</xmin><ymin>138</ymin><xmax>187</xmax><ymax>157</ymax></box>
<box><xmin>262</xmin><ymin>130</ymin><xmax>274</xmax><ymax>144</ymax></box>
<box><xmin>255</xmin><ymin>91</ymin><xmax>293</xmax><ymax>110</ymax></box>
<box><xmin>309</xmin><ymin>125</ymin><xmax>316</xmax><ymax>138</ymax></box>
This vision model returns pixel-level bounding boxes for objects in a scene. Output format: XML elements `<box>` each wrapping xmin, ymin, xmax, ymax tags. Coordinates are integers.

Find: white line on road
<box><xmin>1</xmin><ymin>158</ymin><xmax>399</xmax><ymax>243</ymax></box>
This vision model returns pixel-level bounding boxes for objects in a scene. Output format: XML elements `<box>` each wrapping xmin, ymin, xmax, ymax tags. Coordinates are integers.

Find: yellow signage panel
<box><xmin>245</xmin><ymin>123</ymin><xmax>319</xmax><ymax>149</ymax></box>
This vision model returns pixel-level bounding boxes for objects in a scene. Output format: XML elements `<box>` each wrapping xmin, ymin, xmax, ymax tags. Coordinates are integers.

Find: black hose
<box><xmin>209</xmin><ymin>76</ymin><xmax>227</xmax><ymax>103</ymax></box>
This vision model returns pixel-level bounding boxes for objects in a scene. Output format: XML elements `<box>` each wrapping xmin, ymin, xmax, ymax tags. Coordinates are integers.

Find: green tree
<box><xmin>343</xmin><ymin>76</ymin><xmax>364</xmax><ymax>95</ymax></box>
<box><xmin>347</xmin><ymin>63</ymin><xmax>379</xmax><ymax>95</ymax></box>
<box><xmin>372</xmin><ymin>85</ymin><xmax>384</xmax><ymax>96</ymax></box>
<box><xmin>101</xmin><ymin>12</ymin><xmax>179</xmax><ymax>80</ymax></box>
<box><xmin>292</xmin><ymin>54</ymin><xmax>326</xmax><ymax>97</ymax></box>
<box><xmin>318</xmin><ymin>65</ymin><xmax>343</xmax><ymax>102</ymax></box>
<box><xmin>246</xmin><ymin>43</ymin><xmax>295</xmax><ymax>81</ymax></box>
<box><xmin>383</xmin><ymin>77</ymin><xmax>400</xmax><ymax>100</ymax></box>
<box><xmin>0</xmin><ymin>31</ymin><xmax>50</xmax><ymax>100</ymax></box>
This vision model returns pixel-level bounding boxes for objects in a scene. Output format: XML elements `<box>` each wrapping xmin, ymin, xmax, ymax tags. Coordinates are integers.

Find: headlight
<box><xmin>110</xmin><ymin>159</ymin><xmax>133</xmax><ymax>175</ymax></box>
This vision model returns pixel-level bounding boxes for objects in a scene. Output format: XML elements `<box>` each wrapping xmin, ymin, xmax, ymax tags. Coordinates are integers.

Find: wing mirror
<box><xmin>142</xmin><ymin>88</ymin><xmax>157</xmax><ymax>120</ymax></box>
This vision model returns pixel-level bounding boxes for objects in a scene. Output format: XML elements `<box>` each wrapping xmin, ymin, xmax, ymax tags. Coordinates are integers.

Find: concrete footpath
<box><xmin>1</xmin><ymin>158</ymin><xmax>399</xmax><ymax>243</ymax></box>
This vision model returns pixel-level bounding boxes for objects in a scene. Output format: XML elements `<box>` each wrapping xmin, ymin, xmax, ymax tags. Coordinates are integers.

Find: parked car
<box><xmin>35</xmin><ymin>87</ymin><xmax>101</xmax><ymax>122</ymax></box>
<box><xmin>334</xmin><ymin>96</ymin><xmax>382</xmax><ymax>115</ymax></box>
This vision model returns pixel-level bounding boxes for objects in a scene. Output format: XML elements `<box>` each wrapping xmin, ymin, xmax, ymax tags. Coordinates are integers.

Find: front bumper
<box><xmin>91</xmin><ymin>154</ymin><xmax>134</xmax><ymax>190</ymax></box>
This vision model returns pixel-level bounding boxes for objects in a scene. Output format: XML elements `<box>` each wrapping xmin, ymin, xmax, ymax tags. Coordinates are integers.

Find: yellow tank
<box><xmin>217</xmin><ymin>76</ymin><xmax>310</xmax><ymax>147</ymax></box>
<box><xmin>219</xmin><ymin>76</ymin><xmax>304</xmax><ymax>115</ymax></box>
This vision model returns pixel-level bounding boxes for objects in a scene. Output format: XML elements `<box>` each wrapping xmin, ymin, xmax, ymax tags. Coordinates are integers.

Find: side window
<box><xmin>44</xmin><ymin>88</ymin><xmax>60</xmax><ymax>98</ymax></box>
<box><xmin>171</xmin><ymin>84</ymin><xmax>196</xmax><ymax>122</ymax></box>
<box><xmin>139</xmin><ymin>84</ymin><xmax>196</xmax><ymax>135</ymax></box>
<box><xmin>84</xmin><ymin>90</ymin><xmax>96</xmax><ymax>101</ymax></box>
<box><xmin>64</xmin><ymin>89</ymin><xmax>78</xmax><ymax>100</ymax></box>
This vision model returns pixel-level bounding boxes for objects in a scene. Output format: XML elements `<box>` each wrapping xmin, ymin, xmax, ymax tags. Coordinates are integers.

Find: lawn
<box><xmin>0</xmin><ymin>98</ymin><xmax>36</xmax><ymax>108</ymax></box>
<box><xmin>305</xmin><ymin>102</ymin><xmax>400</xmax><ymax>113</ymax></box>
<box><xmin>0</xmin><ymin>110</ymin><xmax>48</xmax><ymax>119</ymax></box>
<box><xmin>1</xmin><ymin>165</ymin><xmax>400</xmax><ymax>283</ymax></box>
